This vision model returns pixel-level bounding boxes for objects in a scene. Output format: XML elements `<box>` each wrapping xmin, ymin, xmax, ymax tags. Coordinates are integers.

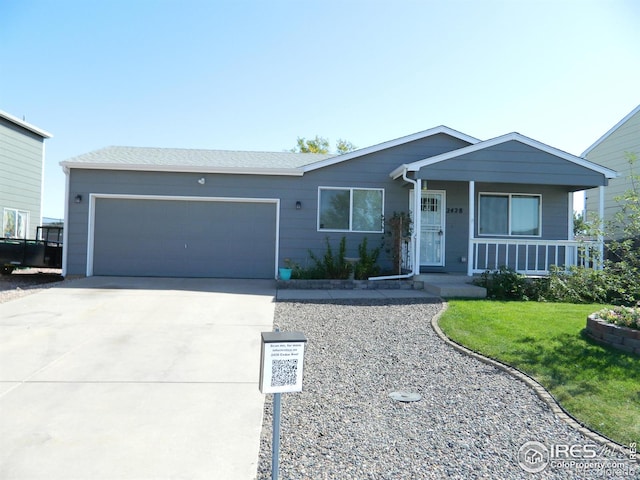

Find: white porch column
<box><xmin>413</xmin><ymin>178</ymin><xmax>422</xmax><ymax>274</ymax></box>
<box><xmin>467</xmin><ymin>181</ymin><xmax>475</xmax><ymax>276</ymax></box>
<box><xmin>598</xmin><ymin>185</ymin><xmax>605</xmax><ymax>269</ymax></box>
<box><xmin>568</xmin><ymin>192</ymin><xmax>574</xmax><ymax>241</ymax></box>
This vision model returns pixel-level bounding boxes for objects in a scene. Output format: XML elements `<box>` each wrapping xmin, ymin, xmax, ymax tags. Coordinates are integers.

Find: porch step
<box><xmin>415</xmin><ymin>274</ymin><xmax>487</xmax><ymax>299</ymax></box>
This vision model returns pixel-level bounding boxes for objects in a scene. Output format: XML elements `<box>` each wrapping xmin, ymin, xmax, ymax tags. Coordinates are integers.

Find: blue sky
<box><xmin>1</xmin><ymin>0</ymin><xmax>638</xmax><ymax>219</ymax></box>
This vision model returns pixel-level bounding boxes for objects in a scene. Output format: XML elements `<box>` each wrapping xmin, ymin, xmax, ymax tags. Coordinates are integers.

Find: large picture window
<box><xmin>479</xmin><ymin>193</ymin><xmax>540</xmax><ymax>236</ymax></box>
<box><xmin>318</xmin><ymin>187</ymin><xmax>384</xmax><ymax>232</ymax></box>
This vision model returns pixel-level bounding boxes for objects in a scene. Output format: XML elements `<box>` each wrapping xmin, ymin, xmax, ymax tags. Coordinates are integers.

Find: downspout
<box><xmin>368</xmin><ymin>167</ymin><xmax>418</xmax><ymax>281</ymax></box>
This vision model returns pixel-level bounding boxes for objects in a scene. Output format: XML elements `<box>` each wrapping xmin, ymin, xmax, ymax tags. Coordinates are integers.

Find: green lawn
<box><xmin>438</xmin><ymin>300</ymin><xmax>640</xmax><ymax>446</ymax></box>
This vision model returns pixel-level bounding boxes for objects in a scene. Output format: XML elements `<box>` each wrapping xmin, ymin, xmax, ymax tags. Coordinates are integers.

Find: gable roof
<box><xmin>0</xmin><ymin>110</ymin><xmax>53</xmax><ymax>138</ymax></box>
<box><xmin>61</xmin><ymin>126</ymin><xmax>480</xmax><ymax>176</ymax></box>
<box><xmin>390</xmin><ymin>132</ymin><xmax>618</xmax><ymax>179</ymax></box>
<box><xmin>301</xmin><ymin>125</ymin><xmax>480</xmax><ymax>172</ymax></box>
<box><xmin>61</xmin><ymin>146</ymin><xmax>335</xmax><ymax>176</ymax></box>
<box><xmin>581</xmin><ymin>104</ymin><xmax>640</xmax><ymax>157</ymax></box>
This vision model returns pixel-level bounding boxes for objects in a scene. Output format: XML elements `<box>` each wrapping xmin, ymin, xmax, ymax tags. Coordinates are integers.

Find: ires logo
<box><xmin>518</xmin><ymin>441</ymin><xmax>636</xmax><ymax>474</ymax></box>
<box><xmin>550</xmin><ymin>444</ymin><xmax>599</xmax><ymax>459</ymax></box>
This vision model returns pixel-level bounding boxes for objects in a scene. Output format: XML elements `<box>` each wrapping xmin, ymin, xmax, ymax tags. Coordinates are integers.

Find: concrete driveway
<box><xmin>0</xmin><ymin>277</ymin><xmax>276</xmax><ymax>480</ymax></box>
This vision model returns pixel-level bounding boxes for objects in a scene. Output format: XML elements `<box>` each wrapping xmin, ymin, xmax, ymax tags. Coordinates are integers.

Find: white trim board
<box><xmin>581</xmin><ymin>104</ymin><xmax>640</xmax><ymax>157</ymax></box>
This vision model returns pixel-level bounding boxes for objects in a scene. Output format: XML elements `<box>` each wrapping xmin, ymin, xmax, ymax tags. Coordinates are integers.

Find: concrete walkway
<box><xmin>0</xmin><ymin>277</ymin><xmax>276</xmax><ymax>480</ymax></box>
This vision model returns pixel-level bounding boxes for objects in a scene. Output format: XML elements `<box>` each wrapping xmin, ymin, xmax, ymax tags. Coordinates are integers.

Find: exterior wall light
<box><xmin>295</xmin><ymin>201</ymin><xmax>302</xmax><ymax>210</ymax></box>
<box><xmin>74</xmin><ymin>194</ymin><xmax>82</xmax><ymax>203</ymax></box>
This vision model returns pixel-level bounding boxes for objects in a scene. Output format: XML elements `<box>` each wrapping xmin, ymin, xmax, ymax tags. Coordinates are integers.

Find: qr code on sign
<box><xmin>271</xmin><ymin>359</ymin><xmax>298</xmax><ymax>387</ymax></box>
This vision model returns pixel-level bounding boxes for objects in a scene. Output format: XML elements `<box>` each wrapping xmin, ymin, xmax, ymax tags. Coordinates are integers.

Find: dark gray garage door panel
<box><xmin>93</xmin><ymin>198</ymin><xmax>276</xmax><ymax>278</ymax></box>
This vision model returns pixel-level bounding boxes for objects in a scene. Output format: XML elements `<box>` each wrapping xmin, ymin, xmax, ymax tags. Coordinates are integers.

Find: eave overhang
<box><xmin>60</xmin><ymin>162</ymin><xmax>304</xmax><ymax>176</ymax></box>
<box><xmin>0</xmin><ymin>110</ymin><xmax>53</xmax><ymax>138</ymax></box>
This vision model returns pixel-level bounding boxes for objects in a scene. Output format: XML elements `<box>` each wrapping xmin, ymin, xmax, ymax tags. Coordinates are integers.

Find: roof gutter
<box><xmin>59</xmin><ymin>162</ymin><xmax>305</xmax><ymax>176</ymax></box>
<box><xmin>368</xmin><ymin>167</ymin><xmax>418</xmax><ymax>281</ymax></box>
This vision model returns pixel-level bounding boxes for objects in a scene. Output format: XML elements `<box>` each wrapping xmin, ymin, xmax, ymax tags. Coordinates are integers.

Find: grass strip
<box><xmin>438</xmin><ymin>300</ymin><xmax>640</xmax><ymax>446</ymax></box>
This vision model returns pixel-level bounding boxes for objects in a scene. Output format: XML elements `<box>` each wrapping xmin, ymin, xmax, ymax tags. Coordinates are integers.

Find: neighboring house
<box><xmin>61</xmin><ymin>126</ymin><xmax>617</xmax><ymax>279</ymax></box>
<box><xmin>0</xmin><ymin>110</ymin><xmax>52</xmax><ymax>239</ymax></box>
<box><xmin>583</xmin><ymin>104</ymin><xmax>640</xmax><ymax>237</ymax></box>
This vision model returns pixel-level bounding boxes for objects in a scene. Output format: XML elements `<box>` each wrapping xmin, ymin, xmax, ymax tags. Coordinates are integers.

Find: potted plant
<box><xmin>279</xmin><ymin>258</ymin><xmax>293</xmax><ymax>281</ymax></box>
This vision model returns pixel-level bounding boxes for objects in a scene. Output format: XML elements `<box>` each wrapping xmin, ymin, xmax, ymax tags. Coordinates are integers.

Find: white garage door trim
<box><xmin>86</xmin><ymin>193</ymin><xmax>280</xmax><ymax>277</ymax></box>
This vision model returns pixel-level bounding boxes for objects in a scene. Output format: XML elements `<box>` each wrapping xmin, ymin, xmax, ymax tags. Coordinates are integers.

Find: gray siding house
<box><xmin>1</xmin><ymin>110</ymin><xmax>52</xmax><ymax>239</ymax></box>
<box><xmin>61</xmin><ymin>126</ymin><xmax>616</xmax><ymax>279</ymax></box>
<box><xmin>583</xmin><ymin>104</ymin><xmax>640</xmax><ymax>237</ymax></box>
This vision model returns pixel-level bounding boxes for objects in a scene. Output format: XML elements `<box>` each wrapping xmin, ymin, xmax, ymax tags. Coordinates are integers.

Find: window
<box><xmin>2</xmin><ymin>208</ymin><xmax>29</xmax><ymax>239</ymax></box>
<box><xmin>318</xmin><ymin>187</ymin><xmax>383</xmax><ymax>232</ymax></box>
<box><xmin>479</xmin><ymin>193</ymin><xmax>540</xmax><ymax>236</ymax></box>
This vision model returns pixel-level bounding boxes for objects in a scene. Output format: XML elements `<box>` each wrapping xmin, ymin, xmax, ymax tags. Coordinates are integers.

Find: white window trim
<box><xmin>2</xmin><ymin>208</ymin><xmax>30</xmax><ymax>239</ymax></box>
<box><xmin>317</xmin><ymin>186</ymin><xmax>385</xmax><ymax>233</ymax></box>
<box><xmin>478</xmin><ymin>192</ymin><xmax>542</xmax><ymax>237</ymax></box>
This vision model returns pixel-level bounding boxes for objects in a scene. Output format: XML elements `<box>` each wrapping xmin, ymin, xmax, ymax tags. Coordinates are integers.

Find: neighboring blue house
<box><xmin>0</xmin><ymin>110</ymin><xmax>52</xmax><ymax>239</ymax></box>
<box><xmin>61</xmin><ymin>126</ymin><xmax>616</xmax><ymax>279</ymax></box>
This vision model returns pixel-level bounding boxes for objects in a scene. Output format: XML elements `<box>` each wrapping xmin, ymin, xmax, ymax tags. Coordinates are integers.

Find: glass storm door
<box><xmin>420</xmin><ymin>191</ymin><xmax>445</xmax><ymax>266</ymax></box>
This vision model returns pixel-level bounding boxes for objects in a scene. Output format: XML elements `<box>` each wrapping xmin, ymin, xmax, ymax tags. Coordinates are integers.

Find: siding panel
<box><xmin>0</xmin><ymin>117</ymin><xmax>46</xmax><ymax>238</ymax></box>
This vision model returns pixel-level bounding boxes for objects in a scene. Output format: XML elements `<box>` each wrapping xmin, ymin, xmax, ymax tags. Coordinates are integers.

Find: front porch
<box><xmin>390</xmin><ymin>130</ymin><xmax>616</xmax><ymax>282</ymax></box>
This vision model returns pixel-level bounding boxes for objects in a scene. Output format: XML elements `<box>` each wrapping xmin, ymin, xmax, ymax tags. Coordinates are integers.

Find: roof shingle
<box><xmin>61</xmin><ymin>146</ymin><xmax>336</xmax><ymax>172</ymax></box>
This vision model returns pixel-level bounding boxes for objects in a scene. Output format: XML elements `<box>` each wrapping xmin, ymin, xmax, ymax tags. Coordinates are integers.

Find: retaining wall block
<box><xmin>602</xmin><ymin>333</ymin><xmax>624</xmax><ymax>345</ymax></box>
<box><xmin>623</xmin><ymin>337</ymin><xmax>640</xmax><ymax>350</ymax></box>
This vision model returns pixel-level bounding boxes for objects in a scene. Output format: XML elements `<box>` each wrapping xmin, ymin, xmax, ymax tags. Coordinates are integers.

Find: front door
<box><xmin>420</xmin><ymin>191</ymin><xmax>445</xmax><ymax>266</ymax></box>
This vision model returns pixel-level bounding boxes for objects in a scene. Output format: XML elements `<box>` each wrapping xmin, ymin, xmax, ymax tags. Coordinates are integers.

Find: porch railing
<box><xmin>471</xmin><ymin>239</ymin><xmax>601</xmax><ymax>276</ymax></box>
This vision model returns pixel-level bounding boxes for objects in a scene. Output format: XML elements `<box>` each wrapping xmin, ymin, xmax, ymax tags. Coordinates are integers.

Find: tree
<box><xmin>573</xmin><ymin>211</ymin><xmax>587</xmax><ymax>237</ymax></box>
<box><xmin>336</xmin><ymin>138</ymin><xmax>357</xmax><ymax>154</ymax></box>
<box><xmin>291</xmin><ymin>135</ymin><xmax>356</xmax><ymax>154</ymax></box>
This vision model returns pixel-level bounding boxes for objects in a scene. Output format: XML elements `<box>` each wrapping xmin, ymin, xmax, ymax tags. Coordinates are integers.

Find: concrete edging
<box><xmin>430</xmin><ymin>303</ymin><xmax>631</xmax><ymax>456</ymax></box>
<box><xmin>276</xmin><ymin>279</ymin><xmax>420</xmax><ymax>290</ymax></box>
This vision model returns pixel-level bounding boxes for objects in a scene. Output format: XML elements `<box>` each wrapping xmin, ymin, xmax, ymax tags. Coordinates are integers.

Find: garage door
<box><xmin>91</xmin><ymin>197</ymin><xmax>277</xmax><ymax>278</ymax></box>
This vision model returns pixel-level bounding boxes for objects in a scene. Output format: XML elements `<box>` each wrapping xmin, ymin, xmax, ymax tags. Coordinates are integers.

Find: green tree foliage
<box><xmin>602</xmin><ymin>152</ymin><xmax>640</xmax><ymax>303</ymax></box>
<box><xmin>291</xmin><ymin>135</ymin><xmax>357</xmax><ymax>154</ymax></box>
<box><xmin>573</xmin><ymin>211</ymin><xmax>587</xmax><ymax>237</ymax></box>
<box><xmin>336</xmin><ymin>138</ymin><xmax>357</xmax><ymax>154</ymax></box>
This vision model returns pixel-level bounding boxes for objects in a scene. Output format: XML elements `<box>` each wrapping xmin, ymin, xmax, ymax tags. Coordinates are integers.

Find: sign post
<box><xmin>260</xmin><ymin>331</ymin><xmax>307</xmax><ymax>480</ymax></box>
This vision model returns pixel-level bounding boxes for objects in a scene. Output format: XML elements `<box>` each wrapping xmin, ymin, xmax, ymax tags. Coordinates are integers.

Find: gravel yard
<box><xmin>0</xmin><ymin>268</ymin><xmax>64</xmax><ymax>304</ymax></box>
<box><xmin>257</xmin><ymin>299</ymin><xmax>634</xmax><ymax>480</ymax></box>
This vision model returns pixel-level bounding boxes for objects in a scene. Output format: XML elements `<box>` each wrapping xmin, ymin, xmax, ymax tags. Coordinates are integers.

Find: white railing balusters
<box><xmin>470</xmin><ymin>239</ymin><xmax>599</xmax><ymax>275</ymax></box>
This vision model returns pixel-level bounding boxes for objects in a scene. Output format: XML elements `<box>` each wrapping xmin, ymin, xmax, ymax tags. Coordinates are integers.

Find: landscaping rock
<box><xmin>257</xmin><ymin>300</ymin><xmax>633</xmax><ymax>479</ymax></box>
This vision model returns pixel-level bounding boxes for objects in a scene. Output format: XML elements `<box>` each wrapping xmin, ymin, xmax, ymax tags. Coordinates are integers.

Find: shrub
<box><xmin>543</xmin><ymin>265</ymin><xmax>614</xmax><ymax>304</ymax></box>
<box><xmin>473</xmin><ymin>266</ymin><xmax>538</xmax><ymax>301</ymax></box>
<box><xmin>354</xmin><ymin>237</ymin><xmax>380</xmax><ymax>280</ymax></box>
<box><xmin>307</xmin><ymin>237</ymin><xmax>351</xmax><ymax>279</ymax></box>
<box><xmin>384</xmin><ymin>212</ymin><xmax>412</xmax><ymax>274</ymax></box>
